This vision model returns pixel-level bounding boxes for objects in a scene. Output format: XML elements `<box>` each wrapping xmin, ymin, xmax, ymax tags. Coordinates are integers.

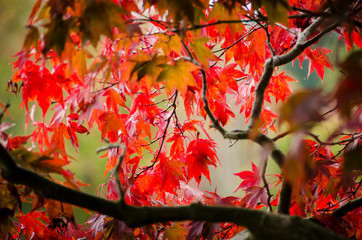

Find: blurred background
<box><xmin>0</xmin><ymin>0</ymin><xmax>340</xmax><ymax>223</ymax></box>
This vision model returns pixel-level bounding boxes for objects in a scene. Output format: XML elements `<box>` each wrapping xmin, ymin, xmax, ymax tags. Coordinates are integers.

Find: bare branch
<box><xmin>249</xmin><ymin>57</ymin><xmax>274</xmax><ymax>127</ymax></box>
<box><xmin>273</xmin><ymin>130</ymin><xmax>294</xmax><ymax>142</ymax></box>
<box><xmin>245</xmin><ymin>13</ymin><xmax>343</xmax><ymax>215</ymax></box>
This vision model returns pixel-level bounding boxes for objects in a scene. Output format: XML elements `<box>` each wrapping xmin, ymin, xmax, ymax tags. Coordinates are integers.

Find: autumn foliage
<box><xmin>0</xmin><ymin>0</ymin><xmax>362</xmax><ymax>239</ymax></box>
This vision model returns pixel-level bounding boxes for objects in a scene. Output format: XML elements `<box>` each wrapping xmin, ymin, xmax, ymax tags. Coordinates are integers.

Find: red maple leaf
<box><xmin>266</xmin><ymin>71</ymin><xmax>297</xmax><ymax>103</ymax></box>
<box><xmin>240</xmin><ymin>186</ymin><xmax>268</xmax><ymax>209</ymax></box>
<box><xmin>303</xmin><ymin>47</ymin><xmax>333</xmax><ymax>80</ymax></box>
<box><xmin>185</xmin><ymin>139</ymin><xmax>218</xmax><ymax>185</ymax></box>
<box><xmin>17</xmin><ymin>211</ymin><xmax>63</xmax><ymax>239</ymax></box>
<box><xmin>167</xmin><ymin>133</ymin><xmax>185</xmax><ymax>156</ymax></box>
<box><xmin>156</xmin><ymin>153</ymin><xmax>186</xmax><ymax>195</ymax></box>
<box><xmin>21</xmin><ymin>61</ymin><xmax>64</xmax><ymax>116</ymax></box>
<box><xmin>234</xmin><ymin>162</ymin><xmax>261</xmax><ymax>191</ymax></box>
<box><xmin>98</xmin><ymin>112</ymin><xmax>126</xmax><ymax>142</ymax></box>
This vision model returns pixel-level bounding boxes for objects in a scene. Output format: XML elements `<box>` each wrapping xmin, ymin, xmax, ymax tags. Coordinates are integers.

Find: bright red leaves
<box><xmin>186</xmin><ymin>139</ymin><xmax>218</xmax><ymax>185</ymax></box>
<box><xmin>20</xmin><ymin>62</ymin><xmax>64</xmax><ymax>116</ymax></box>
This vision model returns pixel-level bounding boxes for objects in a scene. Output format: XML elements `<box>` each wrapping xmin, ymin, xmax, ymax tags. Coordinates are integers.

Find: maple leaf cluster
<box><xmin>0</xmin><ymin>0</ymin><xmax>361</xmax><ymax>239</ymax></box>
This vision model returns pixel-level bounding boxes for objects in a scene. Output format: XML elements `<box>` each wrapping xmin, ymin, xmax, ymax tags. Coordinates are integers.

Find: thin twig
<box><xmin>187</xmin><ymin>19</ymin><xmax>256</xmax><ymax>31</ymax></box>
<box><xmin>275</xmin><ymin>23</ymin><xmax>299</xmax><ymax>36</ymax></box>
<box><xmin>261</xmin><ymin>158</ymin><xmax>273</xmax><ymax>212</ymax></box>
<box><xmin>96</xmin><ymin>143</ymin><xmax>123</xmax><ymax>154</ymax></box>
<box><xmin>0</xmin><ymin>102</ymin><xmax>11</xmax><ymax>121</ymax></box>
<box><xmin>210</xmin><ymin>26</ymin><xmax>261</xmax><ymax>68</ymax></box>
<box><xmin>201</xmin><ymin>69</ymin><xmax>226</xmax><ymax>135</ymax></box>
<box><xmin>257</xmin><ymin>21</ymin><xmax>276</xmax><ymax>56</ymax></box>
<box><xmin>97</xmin><ymin>143</ymin><xmax>126</xmax><ymax>203</ymax></box>
<box><xmin>221</xmin><ymin>225</ymin><xmax>233</xmax><ymax>239</ymax></box>
<box><xmin>290</xmin><ymin>6</ymin><xmax>332</xmax><ymax>18</ymax></box>
<box><xmin>141</xmin><ymin>136</ymin><xmax>163</xmax><ymax>147</ymax></box>
<box><xmin>181</xmin><ymin>39</ymin><xmax>226</xmax><ymax>135</ymax></box>
<box><xmin>273</xmin><ymin>130</ymin><xmax>294</xmax><ymax>141</ymax></box>
<box><xmin>140</xmin><ymin>91</ymin><xmax>176</xmax><ymax>107</ymax></box>
<box><xmin>134</xmin><ymin>91</ymin><xmax>178</xmax><ymax>179</ymax></box>
<box><xmin>333</xmin><ymin>196</ymin><xmax>362</xmax><ymax>218</ymax></box>
<box><xmin>318</xmin><ymin>181</ymin><xmax>362</xmax><ymax>214</ymax></box>
<box><xmin>181</xmin><ymin>40</ymin><xmax>200</xmax><ymax>67</ymax></box>
<box><xmin>307</xmin><ymin>132</ymin><xmax>362</xmax><ymax>146</ymax></box>
<box><xmin>321</xmin><ymin>105</ymin><xmax>338</xmax><ymax>116</ymax></box>
<box><xmin>115</xmin><ymin>145</ymin><xmax>126</xmax><ymax>203</ymax></box>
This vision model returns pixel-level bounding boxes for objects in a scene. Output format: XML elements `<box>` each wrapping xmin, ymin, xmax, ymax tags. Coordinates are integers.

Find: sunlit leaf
<box><xmin>156</xmin><ymin>59</ymin><xmax>199</xmax><ymax>95</ymax></box>
<box><xmin>190</xmin><ymin>37</ymin><xmax>216</xmax><ymax>68</ymax></box>
<box><xmin>163</xmin><ymin>223</ymin><xmax>188</xmax><ymax>240</ymax></box>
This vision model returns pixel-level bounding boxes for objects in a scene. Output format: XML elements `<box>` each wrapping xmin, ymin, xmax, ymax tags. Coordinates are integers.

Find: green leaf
<box><xmin>153</xmin><ymin>33</ymin><xmax>182</xmax><ymax>56</ymax></box>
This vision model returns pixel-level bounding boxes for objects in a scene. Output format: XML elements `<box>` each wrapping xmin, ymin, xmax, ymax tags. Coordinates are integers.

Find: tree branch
<box><xmin>201</xmin><ymin>69</ymin><xmax>226</xmax><ymax>135</ymax></box>
<box><xmin>187</xmin><ymin>11</ymin><xmax>342</xmax><ymax>216</ymax></box>
<box><xmin>333</xmin><ymin>197</ymin><xmax>362</xmax><ymax>218</ymax></box>
<box><xmin>0</xmin><ymin>144</ymin><xmax>119</xmax><ymax>218</ymax></box>
<box><xmin>0</xmin><ymin>143</ymin><xmax>347</xmax><ymax>240</ymax></box>
<box><xmin>249</xmin><ymin>15</ymin><xmax>330</xmax><ymax>127</ymax></box>
<box><xmin>245</xmin><ymin>12</ymin><xmax>343</xmax><ymax>215</ymax></box>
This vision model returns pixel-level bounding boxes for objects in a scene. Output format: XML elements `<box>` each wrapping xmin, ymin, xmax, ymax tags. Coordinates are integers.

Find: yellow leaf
<box><xmin>163</xmin><ymin>223</ymin><xmax>188</xmax><ymax>240</ymax></box>
<box><xmin>263</xmin><ymin>0</ymin><xmax>289</xmax><ymax>26</ymax></box>
<box><xmin>252</xmin><ymin>0</ymin><xmax>289</xmax><ymax>26</ymax></box>
<box><xmin>156</xmin><ymin>59</ymin><xmax>199</xmax><ymax>95</ymax></box>
<box><xmin>190</xmin><ymin>37</ymin><xmax>216</xmax><ymax>68</ymax></box>
<box><xmin>153</xmin><ymin>33</ymin><xmax>182</xmax><ymax>56</ymax></box>
<box><xmin>72</xmin><ymin>49</ymin><xmax>88</xmax><ymax>79</ymax></box>
<box><xmin>46</xmin><ymin>200</ymin><xmax>74</xmax><ymax>220</ymax></box>
<box><xmin>208</xmin><ymin>2</ymin><xmax>245</xmax><ymax>35</ymax></box>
